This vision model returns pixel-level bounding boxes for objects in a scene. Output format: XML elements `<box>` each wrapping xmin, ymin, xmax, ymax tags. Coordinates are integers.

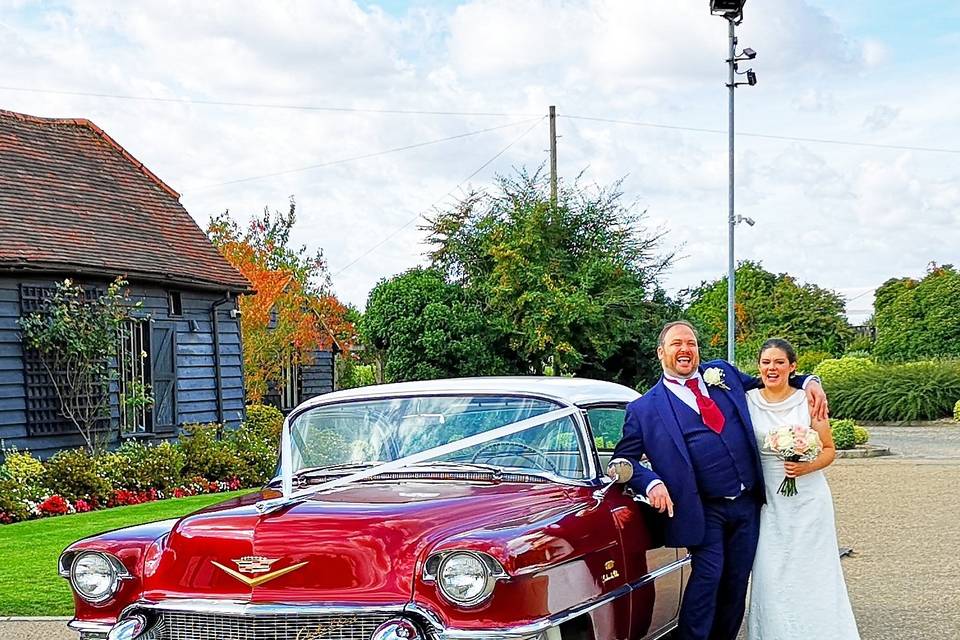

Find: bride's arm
<box><xmin>784</xmin><ymin>416</ymin><xmax>836</xmax><ymax>478</ymax></box>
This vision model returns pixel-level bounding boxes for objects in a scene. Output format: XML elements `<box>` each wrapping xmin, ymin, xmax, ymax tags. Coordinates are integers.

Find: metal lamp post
<box><xmin>710</xmin><ymin>0</ymin><xmax>757</xmax><ymax>363</ymax></box>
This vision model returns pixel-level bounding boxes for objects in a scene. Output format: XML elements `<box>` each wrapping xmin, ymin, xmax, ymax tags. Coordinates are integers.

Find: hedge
<box><xmin>0</xmin><ymin>404</ymin><xmax>284</xmax><ymax>524</ymax></box>
<box><xmin>825</xmin><ymin>360</ymin><xmax>960</xmax><ymax>422</ymax></box>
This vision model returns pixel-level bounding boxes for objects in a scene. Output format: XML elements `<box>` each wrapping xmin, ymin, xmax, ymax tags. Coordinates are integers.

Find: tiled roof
<box><xmin>0</xmin><ymin>109</ymin><xmax>250</xmax><ymax>292</ymax></box>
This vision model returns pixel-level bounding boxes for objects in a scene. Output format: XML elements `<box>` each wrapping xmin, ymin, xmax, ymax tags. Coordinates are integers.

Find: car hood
<box><xmin>141</xmin><ymin>480</ymin><xmax>582</xmax><ymax>604</ymax></box>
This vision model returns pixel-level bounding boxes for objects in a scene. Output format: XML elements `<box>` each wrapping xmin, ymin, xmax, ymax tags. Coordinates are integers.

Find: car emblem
<box><xmin>233</xmin><ymin>556</ymin><xmax>279</xmax><ymax>574</ymax></box>
<box><xmin>211</xmin><ymin>558</ymin><xmax>309</xmax><ymax>588</ymax></box>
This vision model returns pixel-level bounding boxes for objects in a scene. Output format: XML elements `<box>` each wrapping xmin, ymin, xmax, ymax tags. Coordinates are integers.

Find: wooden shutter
<box><xmin>151</xmin><ymin>323</ymin><xmax>177</xmax><ymax>434</ymax></box>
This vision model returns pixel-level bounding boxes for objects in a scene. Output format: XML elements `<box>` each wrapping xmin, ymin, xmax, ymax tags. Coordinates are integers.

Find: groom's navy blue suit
<box><xmin>613</xmin><ymin>360</ymin><xmax>809</xmax><ymax>640</ymax></box>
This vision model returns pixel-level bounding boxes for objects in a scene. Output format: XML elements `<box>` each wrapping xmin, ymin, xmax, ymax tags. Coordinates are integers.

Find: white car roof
<box><xmin>296</xmin><ymin>376</ymin><xmax>640</xmax><ymax>411</ymax></box>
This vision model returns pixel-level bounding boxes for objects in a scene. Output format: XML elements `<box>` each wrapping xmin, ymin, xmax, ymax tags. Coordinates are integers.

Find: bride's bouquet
<box><xmin>763</xmin><ymin>425</ymin><xmax>822</xmax><ymax>497</ymax></box>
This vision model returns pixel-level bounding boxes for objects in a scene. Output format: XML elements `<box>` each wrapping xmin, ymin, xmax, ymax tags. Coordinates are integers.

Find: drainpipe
<box><xmin>210</xmin><ymin>293</ymin><xmax>232</xmax><ymax>435</ymax></box>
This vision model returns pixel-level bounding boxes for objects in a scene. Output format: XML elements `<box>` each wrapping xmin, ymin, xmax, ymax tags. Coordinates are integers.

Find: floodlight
<box><xmin>746</xmin><ymin>70</ymin><xmax>757</xmax><ymax>85</ymax></box>
<box><xmin>710</xmin><ymin>0</ymin><xmax>746</xmax><ymax>17</ymax></box>
<box><xmin>741</xmin><ymin>48</ymin><xmax>757</xmax><ymax>59</ymax></box>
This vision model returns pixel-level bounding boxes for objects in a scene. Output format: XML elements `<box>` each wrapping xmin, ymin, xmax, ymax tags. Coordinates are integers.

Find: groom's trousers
<box><xmin>676</xmin><ymin>492</ymin><xmax>761</xmax><ymax>640</ymax></box>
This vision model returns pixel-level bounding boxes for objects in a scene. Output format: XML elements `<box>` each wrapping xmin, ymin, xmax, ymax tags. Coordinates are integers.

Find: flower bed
<box><xmin>0</xmin><ymin>405</ymin><xmax>282</xmax><ymax>524</ymax></box>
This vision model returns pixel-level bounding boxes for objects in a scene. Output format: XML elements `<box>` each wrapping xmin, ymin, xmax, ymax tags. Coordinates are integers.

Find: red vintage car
<box><xmin>60</xmin><ymin>377</ymin><xmax>688</xmax><ymax>640</ymax></box>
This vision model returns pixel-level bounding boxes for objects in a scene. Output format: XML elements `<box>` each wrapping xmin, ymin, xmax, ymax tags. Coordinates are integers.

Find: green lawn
<box><xmin>0</xmin><ymin>490</ymin><xmax>252</xmax><ymax>616</ymax></box>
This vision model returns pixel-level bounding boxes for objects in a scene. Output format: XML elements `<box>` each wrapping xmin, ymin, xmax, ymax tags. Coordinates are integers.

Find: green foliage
<box><xmin>827</xmin><ymin>361</ymin><xmax>960</xmax><ymax>422</ymax></box>
<box><xmin>853</xmin><ymin>425</ymin><xmax>870</xmax><ymax>446</ymax></box>
<box><xmin>18</xmin><ymin>277</ymin><xmax>149</xmax><ymax>453</ymax></box>
<box><xmin>362</xmin><ymin>268</ymin><xmax>514</xmax><ymax>382</ymax></box>
<box><xmin>242</xmin><ymin>404</ymin><xmax>284</xmax><ymax>443</ymax></box>
<box><xmin>684</xmin><ymin>261</ymin><xmax>853</xmax><ymax>362</ymax></box>
<box><xmin>873</xmin><ymin>264</ymin><xmax>960</xmax><ymax>361</ymax></box>
<box><xmin>420</xmin><ymin>168</ymin><xmax>675</xmax><ymax>388</ymax></box>
<box><xmin>813</xmin><ymin>356</ymin><xmax>876</xmax><ymax>387</ymax></box>
<box><xmin>954</xmin><ymin>399</ymin><xmax>960</xmax><ymax>422</ymax></box>
<box><xmin>226</xmin><ymin>425</ymin><xmax>278</xmax><ymax>486</ymax></box>
<box><xmin>98</xmin><ymin>441</ymin><xmax>185</xmax><ymax>493</ymax></box>
<box><xmin>0</xmin><ymin>479</ymin><xmax>31</xmax><ymax>522</ymax></box>
<box><xmin>178</xmin><ymin>423</ymin><xmax>244</xmax><ymax>481</ymax></box>
<box><xmin>831</xmin><ymin>419</ymin><xmax>857</xmax><ymax>450</ymax></box>
<box><xmin>336</xmin><ymin>355</ymin><xmax>378</xmax><ymax>390</ymax></box>
<box><xmin>845</xmin><ymin>334</ymin><xmax>874</xmax><ymax>354</ymax></box>
<box><xmin>796</xmin><ymin>351</ymin><xmax>832</xmax><ymax>374</ymax></box>
<box><xmin>1</xmin><ymin>449</ymin><xmax>45</xmax><ymax>487</ymax></box>
<box><xmin>42</xmin><ymin>449</ymin><xmax>111</xmax><ymax>502</ymax></box>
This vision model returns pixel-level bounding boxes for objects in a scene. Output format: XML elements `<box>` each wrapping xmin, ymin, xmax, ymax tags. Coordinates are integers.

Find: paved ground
<box><xmin>4</xmin><ymin>425</ymin><xmax>958</xmax><ymax>640</ymax></box>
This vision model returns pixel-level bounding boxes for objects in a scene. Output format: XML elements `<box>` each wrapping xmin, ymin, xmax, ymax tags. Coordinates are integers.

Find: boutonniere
<box><xmin>703</xmin><ymin>367</ymin><xmax>731</xmax><ymax>390</ymax></box>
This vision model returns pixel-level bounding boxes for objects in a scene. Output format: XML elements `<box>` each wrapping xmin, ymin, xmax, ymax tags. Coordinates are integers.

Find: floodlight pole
<box><xmin>726</xmin><ymin>15</ymin><xmax>737</xmax><ymax>364</ymax></box>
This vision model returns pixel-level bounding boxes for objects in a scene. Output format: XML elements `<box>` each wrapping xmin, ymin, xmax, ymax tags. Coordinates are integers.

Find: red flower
<box><xmin>208</xmin><ymin>481</ymin><xmax>220</xmax><ymax>493</ymax></box>
<box><xmin>40</xmin><ymin>495</ymin><xmax>70</xmax><ymax>515</ymax></box>
<box><xmin>74</xmin><ymin>499</ymin><xmax>92</xmax><ymax>513</ymax></box>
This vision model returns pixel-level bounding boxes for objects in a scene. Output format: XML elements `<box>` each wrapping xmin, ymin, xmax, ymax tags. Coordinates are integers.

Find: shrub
<box><xmin>814</xmin><ymin>356</ymin><xmax>875</xmax><ymax>387</ymax></box>
<box><xmin>178</xmin><ymin>423</ymin><xmax>244</xmax><ymax>482</ymax></box>
<box><xmin>831</xmin><ymin>419</ymin><xmax>857</xmax><ymax>450</ymax></box>
<box><xmin>0</xmin><ymin>478</ymin><xmax>30</xmax><ymax>523</ymax></box>
<box><xmin>845</xmin><ymin>334</ymin><xmax>874</xmax><ymax>355</ymax></box>
<box><xmin>827</xmin><ymin>360</ymin><xmax>960</xmax><ymax>422</ymax></box>
<box><xmin>227</xmin><ymin>425</ymin><xmax>278</xmax><ymax>486</ymax></box>
<box><xmin>1</xmin><ymin>449</ymin><xmax>45</xmax><ymax>486</ymax></box>
<box><xmin>796</xmin><ymin>351</ymin><xmax>832</xmax><ymax>374</ymax></box>
<box><xmin>99</xmin><ymin>441</ymin><xmax>185</xmax><ymax>493</ymax></box>
<box><xmin>853</xmin><ymin>425</ymin><xmax>870</xmax><ymax>445</ymax></box>
<box><xmin>954</xmin><ymin>399</ymin><xmax>960</xmax><ymax>422</ymax></box>
<box><xmin>243</xmin><ymin>404</ymin><xmax>284</xmax><ymax>444</ymax></box>
<box><xmin>43</xmin><ymin>448</ymin><xmax>111</xmax><ymax>503</ymax></box>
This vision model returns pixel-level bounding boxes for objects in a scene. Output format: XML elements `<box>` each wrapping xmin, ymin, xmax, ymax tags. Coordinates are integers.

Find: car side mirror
<box><xmin>606</xmin><ymin>459</ymin><xmax>634</xmax><ymax>484</ymax></box>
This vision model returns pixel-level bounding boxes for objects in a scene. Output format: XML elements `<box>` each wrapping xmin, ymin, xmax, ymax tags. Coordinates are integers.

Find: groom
<box><xmin>610</xmin><ymin>321</ymin><xmax>827</xmax><ymax>640</ymax></box>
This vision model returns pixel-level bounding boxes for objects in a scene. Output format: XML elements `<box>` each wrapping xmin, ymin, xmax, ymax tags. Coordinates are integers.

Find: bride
<box><xmin>745</xmin><ymin>338</ymin><xmax>860</xmax><ymax>639</ymax></box>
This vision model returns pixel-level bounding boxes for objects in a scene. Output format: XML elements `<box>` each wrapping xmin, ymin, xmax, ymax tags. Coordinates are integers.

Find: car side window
<box><xmin>586</xmin><ymin>406</ymin><xmax>626</xmax><ymax>451</ymax></box>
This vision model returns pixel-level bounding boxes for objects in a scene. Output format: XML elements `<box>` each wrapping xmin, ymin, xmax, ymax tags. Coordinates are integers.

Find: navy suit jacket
<box><xmin>613</xmin><ymin>360</ymin><xmax>809</xmax><ymax>548</ymax></box>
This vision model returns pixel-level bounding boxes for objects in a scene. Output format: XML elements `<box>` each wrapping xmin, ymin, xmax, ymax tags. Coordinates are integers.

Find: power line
<box><xmin>331</xmin><ymin>116</ymin><xmax>546</xmax><ymax>277</ymax></box>
<box><xmin>562</xmin><ymin>114</ymin><xmax>960</xmax><ymax>155</ymax></box>
<box><xmin>0</xmin><ymin>85</ymin><xmax>537</xmax><ymax>118</ymax></box>
<box><xmin>189</xmin><ymin>117</ymin><xmax>544</xmax><ymax>190</ymax></box>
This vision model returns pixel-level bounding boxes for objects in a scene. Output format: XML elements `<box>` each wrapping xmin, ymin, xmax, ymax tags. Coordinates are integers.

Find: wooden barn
<box><xmin>0</xmin><ymin>109</ymin><xmax>253</xmax><ymax>458</ymax></box>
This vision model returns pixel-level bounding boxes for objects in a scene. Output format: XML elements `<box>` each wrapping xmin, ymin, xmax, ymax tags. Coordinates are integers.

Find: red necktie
<box><xmin>670</xmin><ymin>378</ymin><xmax>726</xmax><ymax>434</ymax></box>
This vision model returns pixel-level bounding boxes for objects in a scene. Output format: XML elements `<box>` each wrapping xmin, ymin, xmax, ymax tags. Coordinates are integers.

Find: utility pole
<box><xmin>549</xmin><ymin>105</ymin><xmax>558</xmax><ymax>207</ymax></box>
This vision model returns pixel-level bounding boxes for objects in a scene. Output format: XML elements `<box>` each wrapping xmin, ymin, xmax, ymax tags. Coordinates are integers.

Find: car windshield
<box><xmin>288</xmin><ymin>395</ymin><xmax>588</xmax><ymax>480</ymax></box>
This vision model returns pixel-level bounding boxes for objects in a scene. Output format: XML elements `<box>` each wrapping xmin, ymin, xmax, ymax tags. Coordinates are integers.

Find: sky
<box><xmin>1</xmin><ymin>0</ymin><xmax>957</xmax><ymax>324</ymax></box>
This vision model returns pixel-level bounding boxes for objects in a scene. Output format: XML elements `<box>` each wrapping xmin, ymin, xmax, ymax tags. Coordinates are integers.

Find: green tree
<box><xmin>872</xmin><ymin>263</ymin><xmax>960</xmax><ymax>361</ymax></box>
<box><xmin>422</xmin><ymin>168</ymin><xmax>674</xmax><ymax>386</ymax></box>
<box><xmin>684</xmin><ymin>261</ymin><xmax>852</xmax><ymax>365</ymax></box>
<box><xmin>361</xmin><ymin>268</ymin><xmax>515</xmax><ymax>382</ymax></box>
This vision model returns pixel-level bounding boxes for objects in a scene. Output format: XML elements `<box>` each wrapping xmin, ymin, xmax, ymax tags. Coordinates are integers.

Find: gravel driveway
<box><xmin>5</xmin><ymin>425</ymin><xmax>958</xmax><ymax>640</ymax></box>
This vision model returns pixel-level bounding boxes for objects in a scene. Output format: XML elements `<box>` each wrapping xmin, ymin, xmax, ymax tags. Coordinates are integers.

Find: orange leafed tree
<box><xmin>208</xmin><ymin>198</ymin><xmax>354</xmax><ymax>402</ymax></box>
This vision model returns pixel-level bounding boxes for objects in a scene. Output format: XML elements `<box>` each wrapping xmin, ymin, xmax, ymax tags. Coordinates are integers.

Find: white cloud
<box><xmin>0</xmin><ymin>0</ymin><xmax>954</xmax><ymax>315</ymax></box>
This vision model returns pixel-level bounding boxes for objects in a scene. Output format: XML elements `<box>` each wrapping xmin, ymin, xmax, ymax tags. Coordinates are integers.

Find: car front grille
<box><xmin>150</xmin><ymin>610</ymin><xmax>398</xmax><ymax>640</ymax></box>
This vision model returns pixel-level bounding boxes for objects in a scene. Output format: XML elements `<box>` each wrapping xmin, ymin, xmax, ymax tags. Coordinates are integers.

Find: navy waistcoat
<box><xmin>665</xmin><ymin>389</ymin><xmax>758</xmax><ymax>498</ymax></box>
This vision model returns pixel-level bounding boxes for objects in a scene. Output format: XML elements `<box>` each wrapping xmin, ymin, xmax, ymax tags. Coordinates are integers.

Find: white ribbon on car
<box><xmin>255</xmin><ymin>405</ymin><xmax>580</xmax><ymax>514</ymax></box>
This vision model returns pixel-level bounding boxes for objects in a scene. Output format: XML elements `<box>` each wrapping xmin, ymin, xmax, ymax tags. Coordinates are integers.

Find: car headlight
<box><xmin>436</xmin><ymin>551</ymin><xmax>496</xmax><ymax>607</ymax></box>
<box><xmin>70</xmin><ymin>552</ymin><xmax>123</xmax><ymax>603</ymax></box>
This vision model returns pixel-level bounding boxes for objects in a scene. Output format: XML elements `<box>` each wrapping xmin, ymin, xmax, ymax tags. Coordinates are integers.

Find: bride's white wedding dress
<box><xmin>746</xmin><ymin>388</ymin><xmax>860</xmax><ymax>640</ymax></box>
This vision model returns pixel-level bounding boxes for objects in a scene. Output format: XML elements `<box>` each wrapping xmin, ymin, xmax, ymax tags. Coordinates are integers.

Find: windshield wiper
<box><xmin>292</xmin><ymin>462</ymin><xmax>381</xmax><ymax>479</ymax></box>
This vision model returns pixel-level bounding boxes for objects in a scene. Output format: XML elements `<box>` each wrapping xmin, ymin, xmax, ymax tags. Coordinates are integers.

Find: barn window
<box><xmin>117</xmin><ymin>318</ymin><xmax>152</xmax><ymax>435</ymax></box>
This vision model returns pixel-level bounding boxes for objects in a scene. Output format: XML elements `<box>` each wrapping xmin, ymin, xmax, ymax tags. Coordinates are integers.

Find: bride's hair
<box><xmin>757</xmin><ymin>338</ymin><xmax>797</xmax><ymax>364</ymax></box>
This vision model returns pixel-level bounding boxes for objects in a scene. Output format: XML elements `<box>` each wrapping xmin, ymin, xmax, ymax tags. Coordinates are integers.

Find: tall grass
<box><xmin>827</xmin><ymin>360</ymin><xmax>960</xmax><ymax>422</ymax></box>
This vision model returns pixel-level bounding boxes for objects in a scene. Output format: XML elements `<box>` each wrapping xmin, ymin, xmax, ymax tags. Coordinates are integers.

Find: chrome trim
<box><xmin>422</xmin><ymin>550</ymin><xmax>508</xmax><ymax>583</ymax></box>
<box><xmin>647</xmin><ymin>620</ymin><xmax>680</xmax><ymax>640</ymax></box>
<box><xmin>433</xmin><ymin>551</ymin><xmax>505</xmax><ymax>608</ymax></box>
<box><xmin>118</xmin><ymin>599</ymin><xmax>408</xmax><ymax>619</ymax></box>
<box><xmin>69</xmin><ymin>620</ymin><xmax>114</xmax><ymax>633</ymax></box>
<box><xmin>68</xmin><ymin>551</ymin><xmax>133</xmax><ymax>605</ymax></box>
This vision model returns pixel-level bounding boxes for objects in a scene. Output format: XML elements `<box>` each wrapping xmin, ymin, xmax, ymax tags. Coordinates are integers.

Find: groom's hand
<box><xmin>805</xmin><ymin>380</ymin><xmax>829</xmax><ymax>421</ymax></box>
<box><xmin>648</xmin><ymin>483</ymin><xmax>674</xmax><ymax>518</ymax></box>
